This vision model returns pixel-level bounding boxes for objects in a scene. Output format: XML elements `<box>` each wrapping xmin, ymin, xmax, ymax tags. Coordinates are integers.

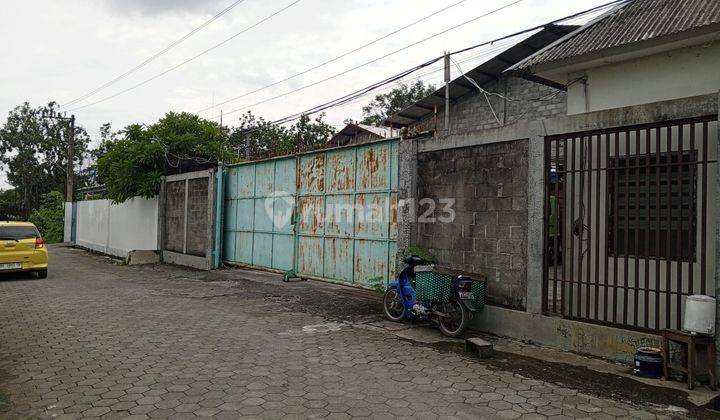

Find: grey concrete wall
<box><xmin>159</xmin><ymin>169</ymin><xmax>216</xmax><ymax>270</ymax></box>
<box><xmin>396</xmin><ymin>137</ymin><xmax>419</xmax><ymax>266</ymax></box>
<box><xmin>186</xmin><ymin>178</ymin><xmax>209</xmax><ymax>257</ymax></box>
<box><xmin>418</xmin><ymin>93</ymin><xmax>719</xmax><ymax>154</ymax></box>
<box><xmin>472</xmin><ymin>305</ymin><xmax>660</xmax><ymax>363</ymax></box>
<box><xmin>164</xmin><ymin>180</ymin><xmax>186</xmax><ymax>254</ymax></box>
<box><xmin>409</xmin><ymin>76</ymin><xmax>567</xmax><ymax>136</ymax></box>
<box><xmin>416</xmin><ymin>139</ymin><xmax>529</xmax><ymax>310</ymax></box>
<box><xmin>526</xmin><ymin>136</ymin><xmax>545</xmax><ymax>314</ymax></box>
<box><xmin>404</xmin><ymin>92</ymin><xmax>720</xmax><ymax>365</ymax></box>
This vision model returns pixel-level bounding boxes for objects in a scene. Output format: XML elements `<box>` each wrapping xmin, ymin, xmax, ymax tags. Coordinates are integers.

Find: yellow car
<box><xmin>0</xmin><ymin>221</ymin><xmax>48</xmax><ymax>278</ymax></box>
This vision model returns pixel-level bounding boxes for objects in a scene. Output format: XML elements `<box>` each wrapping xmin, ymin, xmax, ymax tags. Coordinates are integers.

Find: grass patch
<box><xmin>0</xmin><ymin>387</ymin><xmax>10</xmax><ymax>412</ymax></box>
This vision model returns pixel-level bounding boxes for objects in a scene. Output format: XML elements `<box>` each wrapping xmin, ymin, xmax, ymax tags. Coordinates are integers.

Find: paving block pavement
<box><xmin>0</xmin><ymin>245</ymin><xmax>695</xmax><ymax>419</ymax></box>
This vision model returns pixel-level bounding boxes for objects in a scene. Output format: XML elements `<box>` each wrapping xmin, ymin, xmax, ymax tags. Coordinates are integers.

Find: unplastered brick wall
<box><xmin>416</xmin><ymin>139</ymin><xmax>528</xmax><ymax>310</ymax></box>
<box><xmin>410</xmin><ymin>76</ymin><xmax>566</xmax><ymax>135</ymax></box>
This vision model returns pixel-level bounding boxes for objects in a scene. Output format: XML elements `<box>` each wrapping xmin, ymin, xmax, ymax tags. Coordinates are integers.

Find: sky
<box><xmin>0</xmin><ymin>0</ymin><xmax>610</xmax><ymax>189</ymax></box>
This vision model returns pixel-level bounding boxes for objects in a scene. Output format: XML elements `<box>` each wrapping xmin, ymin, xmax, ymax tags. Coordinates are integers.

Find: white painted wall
<box><xmin>68</xmin><ymin>197</ymin><xmax>158</xmax><ymax>258</ymax></box>
<box><xmin>565</xmin><ymin>41</ymin><xmax>720</xmax><ymax>114</ymax></box>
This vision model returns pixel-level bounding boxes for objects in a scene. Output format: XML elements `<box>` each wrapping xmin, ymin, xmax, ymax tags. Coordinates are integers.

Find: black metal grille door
<box><xmin>543</xmin><ymin>116</ymin><xmax>717</xmax><ymax>332</ymax></box>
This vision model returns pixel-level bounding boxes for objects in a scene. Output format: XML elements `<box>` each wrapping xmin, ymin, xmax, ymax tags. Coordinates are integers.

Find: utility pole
<box><xmin>42</xmin><ymin>110</ymin><xmax>76</xmax><ymax>202</ymax></box>
<box><xmin>444</xmin><ymin>51</ymin><xmax>451</xmax><ymax>131</ymax></box>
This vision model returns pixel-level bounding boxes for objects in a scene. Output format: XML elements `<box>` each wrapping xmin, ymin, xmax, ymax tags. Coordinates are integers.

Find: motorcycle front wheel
<box><xmin>437</xmin><ymin>300</ymin><xmax>468</xmax><ymax>337</ymax></box>
<box><xmin>383</xmin><ymin>289</ymin><xmax>405</xmax><ymax>322</ymax></box>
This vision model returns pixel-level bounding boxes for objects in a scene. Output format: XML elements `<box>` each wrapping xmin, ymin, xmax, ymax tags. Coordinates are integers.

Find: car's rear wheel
<box><xmin>37</xmin><ymin>269</ymin><xmax>48</xmax><ymax>279</ymax></box>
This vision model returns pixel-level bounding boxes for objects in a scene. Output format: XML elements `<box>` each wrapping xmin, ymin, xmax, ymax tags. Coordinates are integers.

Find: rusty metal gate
<box><xmin>543</xmin><ymin>116</ymin><xmax>717</xmax><ymax>332</ymax></box>
<box><xmin>223</xmin><ymin>157</ymin><xmax>297</xmax><ymax>271</ymax></box>
<box><xmin>222</xmin><ymin>140</ymin><xmax>398</xmax><ymax>287</ymax></box>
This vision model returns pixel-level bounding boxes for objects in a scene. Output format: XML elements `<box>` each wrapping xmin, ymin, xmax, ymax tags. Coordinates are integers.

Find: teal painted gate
<box><xmin>222</xmin><ymin>139</ymin><xmax>398</xmax><ymax>286</ymax></box>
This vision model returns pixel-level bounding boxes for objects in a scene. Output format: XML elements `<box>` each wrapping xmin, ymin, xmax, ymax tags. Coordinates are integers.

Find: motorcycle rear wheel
<box><xmin>437</xmin><ymin>300</ymin><xmax>468</xmax><ymax>337</ymax></box>
<box><xmin>383</xmin><ymin>289</ymin><xmax>405</xmax><ymax>322</ymax></box>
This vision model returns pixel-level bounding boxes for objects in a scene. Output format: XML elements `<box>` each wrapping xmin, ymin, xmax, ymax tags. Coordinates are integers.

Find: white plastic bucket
<box><xmin>683</xmin><ymin>295</ymin><xmax>716</xmax><ymax>336</ymax></box>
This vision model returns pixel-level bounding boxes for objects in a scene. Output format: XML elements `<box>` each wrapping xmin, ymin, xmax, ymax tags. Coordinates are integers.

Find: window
<box><xmin>0</xmin><ymin>226</ymin><xmax>40</xmax><ymax>240</ymax></box>
<box><xmin>607</xmin><ymin>151</ymin><xmax>696</xmax><ymax>261</ymax></box>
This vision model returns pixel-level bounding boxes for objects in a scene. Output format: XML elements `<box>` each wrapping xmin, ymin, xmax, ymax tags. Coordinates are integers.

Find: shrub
<box><xmin>28</xmin><ymin>191</ymin><xmax>64</xmax><ymax>243</ymax></box>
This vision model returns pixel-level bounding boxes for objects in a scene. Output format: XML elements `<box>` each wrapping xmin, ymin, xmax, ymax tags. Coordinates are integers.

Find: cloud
<box><xmin>103</xmin><ymin>0</ymin><xmax>229</xmax><ymax>16</ymax></box>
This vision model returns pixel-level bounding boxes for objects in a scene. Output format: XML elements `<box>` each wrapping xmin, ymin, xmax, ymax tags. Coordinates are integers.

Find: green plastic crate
<box><xmin>471</xmin><ymin>280</ymin><xmax>486</xmax><ymax>309</ymax></box>
<box><xmin>415</xmin><ymin>269</ymin><xmax>452</xmax><ymax>303</ymax></box>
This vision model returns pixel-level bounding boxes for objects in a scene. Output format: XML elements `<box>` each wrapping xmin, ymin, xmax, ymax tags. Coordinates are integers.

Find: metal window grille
<box><xmin>543</xmin><ymin>116</ymin><xmax>717</xmax><ymax>332</ymax></box>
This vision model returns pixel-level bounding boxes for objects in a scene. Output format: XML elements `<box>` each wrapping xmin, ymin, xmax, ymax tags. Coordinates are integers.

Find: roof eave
<box><xmin>520</xmin><ymin>25</ymin><xmax>720</xmax><ymax>78</ymax></box>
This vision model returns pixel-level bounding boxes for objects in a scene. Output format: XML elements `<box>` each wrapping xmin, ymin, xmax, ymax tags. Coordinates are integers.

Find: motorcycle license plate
<box><xmin>459</xmin><ymin>291</ymin><xmax>474</xmax><ymax>300</ymax></box>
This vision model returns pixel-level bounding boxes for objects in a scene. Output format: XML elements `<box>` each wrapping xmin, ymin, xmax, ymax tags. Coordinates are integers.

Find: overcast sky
<box><xmin>0</xmin><ymin>0</ymin><xmax>609</xmax><ymax>188</ymax></box>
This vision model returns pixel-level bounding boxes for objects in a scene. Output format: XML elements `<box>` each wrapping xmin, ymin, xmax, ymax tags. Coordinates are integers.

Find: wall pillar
<box><xmin>397</xmin><ymin>137</ymin><xmax>418</xmax><ymax>267</ymax></box>
<box><xmin>714</xmin><ymin>91</ymin><xmax>720</xmax><ymax>380</ymax></box>
<box><xmin>526</xmin><ymin>136</ymin><xmax>545</xmax><ymax>314</ymax></box>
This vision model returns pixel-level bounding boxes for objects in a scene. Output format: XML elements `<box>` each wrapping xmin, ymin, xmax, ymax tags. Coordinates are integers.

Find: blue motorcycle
<box><xmin>383</xmin><ymin>255</ymin><xmax>480</xmax><ymax>337</ymax></box>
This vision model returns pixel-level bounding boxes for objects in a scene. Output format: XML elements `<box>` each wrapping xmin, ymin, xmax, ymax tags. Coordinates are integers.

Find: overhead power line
<box><xmin>61</xmin><ymin>0</ymin><xmax>248</xmax><ymax>109</ymax></box>
<box><xmin>195</xmin><ymin>0</ymin><xmax>471</xmax><ymax>115</ymax></box>
<box><xmin>213</xmin><ymin>0</ymin><xmax>525</xmax><ymax>120</ymax></box>
<box><xmin>244</xmin><ymin>0</ymin><xmax>626</xmax><ymax>128</ymax></box>
<box><xmin>66</xmin><ymin>0</ymin><xmax>302</xmax><ymax>113</ymax></box>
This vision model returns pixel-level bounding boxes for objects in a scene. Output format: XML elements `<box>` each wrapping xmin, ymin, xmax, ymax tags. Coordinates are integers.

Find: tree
<box><xmin>0</xmin><ymin>189</ymin><xmax>23</xmax><ymax>220</ymax></box>
<box><xmin>28</xmin><ymin>191</ymin><xmax>64</xmax><ymax>243</ymax></box>
<box><xmin>229</xmin><ymin>112</ymin><xmax>335</xmax><ymax>160</ymax></box>
<box><xmin>360</xmin><ymin>80</ymin><xmax>436</xmax><ymax>126</ymax></box>
<box><xmin>89</xmin><ymin>123</ymin><xmax>119</xmax><ymax>163</ymax></box>
<box><xmin>97</xmin><ymin>112</ymin><xmax>229</xmax><ymax>203</ymax></box>
<box><xmin>0</xmin><ymin>102</ymin><xmax>89</xmax><ymax>217</ymax></box>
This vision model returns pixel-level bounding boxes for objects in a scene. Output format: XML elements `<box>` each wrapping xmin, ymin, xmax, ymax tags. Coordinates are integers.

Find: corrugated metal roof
<box><xmin>384</xmin><ymin>25</ymin><xmax>577</xmax><ymax>127</ymax></box>
<box><xmin>327</xmin><ymin>123</ymin><xmax>389</xmax><ymax>145</ymax></box>
<box><xmin>517</xmin><ymin>0</ymin><xmax>720</xmax><ymax>69</ymax></box>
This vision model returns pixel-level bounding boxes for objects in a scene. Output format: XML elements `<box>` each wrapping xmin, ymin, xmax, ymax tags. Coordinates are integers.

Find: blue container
<box><xmin>634</xmin><ymin>347</ymin><xmax>663</xmax><ymax>379</ymax></box>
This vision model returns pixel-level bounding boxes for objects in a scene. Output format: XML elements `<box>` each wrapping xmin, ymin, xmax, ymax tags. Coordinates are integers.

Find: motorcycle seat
<box><xmin>403</xmin><ymin>255</ymin><xmax>433</xmax><ymax>266</ymax></box>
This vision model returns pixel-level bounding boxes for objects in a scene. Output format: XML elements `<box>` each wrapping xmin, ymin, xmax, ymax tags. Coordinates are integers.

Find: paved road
<box><xmin>0</xmin><ymin>245</ymin><xmax>687</xmax><ymax>419</ymax></box>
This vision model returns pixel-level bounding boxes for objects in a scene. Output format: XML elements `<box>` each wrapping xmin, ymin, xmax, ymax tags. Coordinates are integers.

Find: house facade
<box><xmin>391</xmin><ymin>0</ymin><xmax>720</xmax><ymax>362</ymax></box>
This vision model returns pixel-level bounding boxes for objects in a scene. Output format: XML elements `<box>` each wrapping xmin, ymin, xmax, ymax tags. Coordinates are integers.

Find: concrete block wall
<box><xmin>186</xmin><ymin>178</ymin><xmax>209</xmax><ymax>257</ymax></box>
<box><xmin>158</xmin><ymin>169</ymin><xmax>216</xmax><ymax>270</ymax></box>
<box><xmin>410</xmin><ymin>76</ymin><xmax>567</xmax><ymax>135</ymax></box>
<box><xmin>401</xmin><ymin>92</ymin><xmax>719</xmax><ymax>364</ymax></box>
<box><xmin>416</xmin><ymin>139</ymin><xmax>529</xmax><ymax>309</ymax></box>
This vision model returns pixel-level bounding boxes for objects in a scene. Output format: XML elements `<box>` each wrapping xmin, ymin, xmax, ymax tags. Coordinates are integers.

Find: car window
<box><xmin>0</xmin><ymin>226</ymin><xmax>39</xmax><ymax>240</ymax></box>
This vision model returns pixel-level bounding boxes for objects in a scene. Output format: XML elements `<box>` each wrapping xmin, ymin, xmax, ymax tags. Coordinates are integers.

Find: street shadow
<box><xmin>0</xmin><ymin>272</ymin><xmax>40</xmax><ymax>282</ymax></box>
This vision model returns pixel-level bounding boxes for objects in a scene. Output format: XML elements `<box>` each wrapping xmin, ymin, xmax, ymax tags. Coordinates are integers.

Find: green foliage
<box><xmin>89</xmin><ymin>123</ymin><xmax>118</xmax><ymax>163</ymax></box>
<box><xmin>400</xmin><ymin>245</ymin><xmax>436</xmax><ymax>263</ymax></box>
<box><xmin>97</xmin><ymin>112</ymin><xmax>230</xmax><ymax>203</ymax></box>
<box><xmin>0</xmin><ymin>102</ymin><xmax>89</xmax><ymax>216</ymax></box>
<box><xmin>360</xmin><ymin>81</ymin><xmax>436</xmax><ymax>126</ymax></box>
<box><xmin>366</xmin><ymin>276</ymin><xmax>387</xmax><ymax>294</ymax></box>
<box><xmin>0</xmin><ymin>387</ymin><xmax>9</xmax><ymax>412</ymax></box>
<box><xmin>28</xmin><ymin>191</ymin><xmax>64</xmax><ymax>243</ymax></box>
<box><xmin>0</xmin><ymin>189</ymin><xmax>23</xmax><ymax>220</ymax></box>
<box><xmin>229</xmin><ymin>112</ymin><xmax>335</xmax><ymax>160</ymax></box>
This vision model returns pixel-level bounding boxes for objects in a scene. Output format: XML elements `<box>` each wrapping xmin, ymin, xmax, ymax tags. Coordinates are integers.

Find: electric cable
<box><xmin>61</xmin><ymin>0</ymin><xmax>249</xmax><ymax>108</ymax></box>
<box><xmin>66</xmin><ymin>0</ymin><xmax>303</xmax><ymax>112</ymax></box>
<box><xmin>213</xmin><ymin>0</ymin><xmax>525</xmax><ymax>120</ymax></box>
<box><xmin>212</xmin><ymin>0</ymin><xmax>625</xmax><ymax>121</ymax></box>
<box><xmin>195</xmin><ymin>0</ymin><xmax>472</xmax><ymax>114</ymax></box>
